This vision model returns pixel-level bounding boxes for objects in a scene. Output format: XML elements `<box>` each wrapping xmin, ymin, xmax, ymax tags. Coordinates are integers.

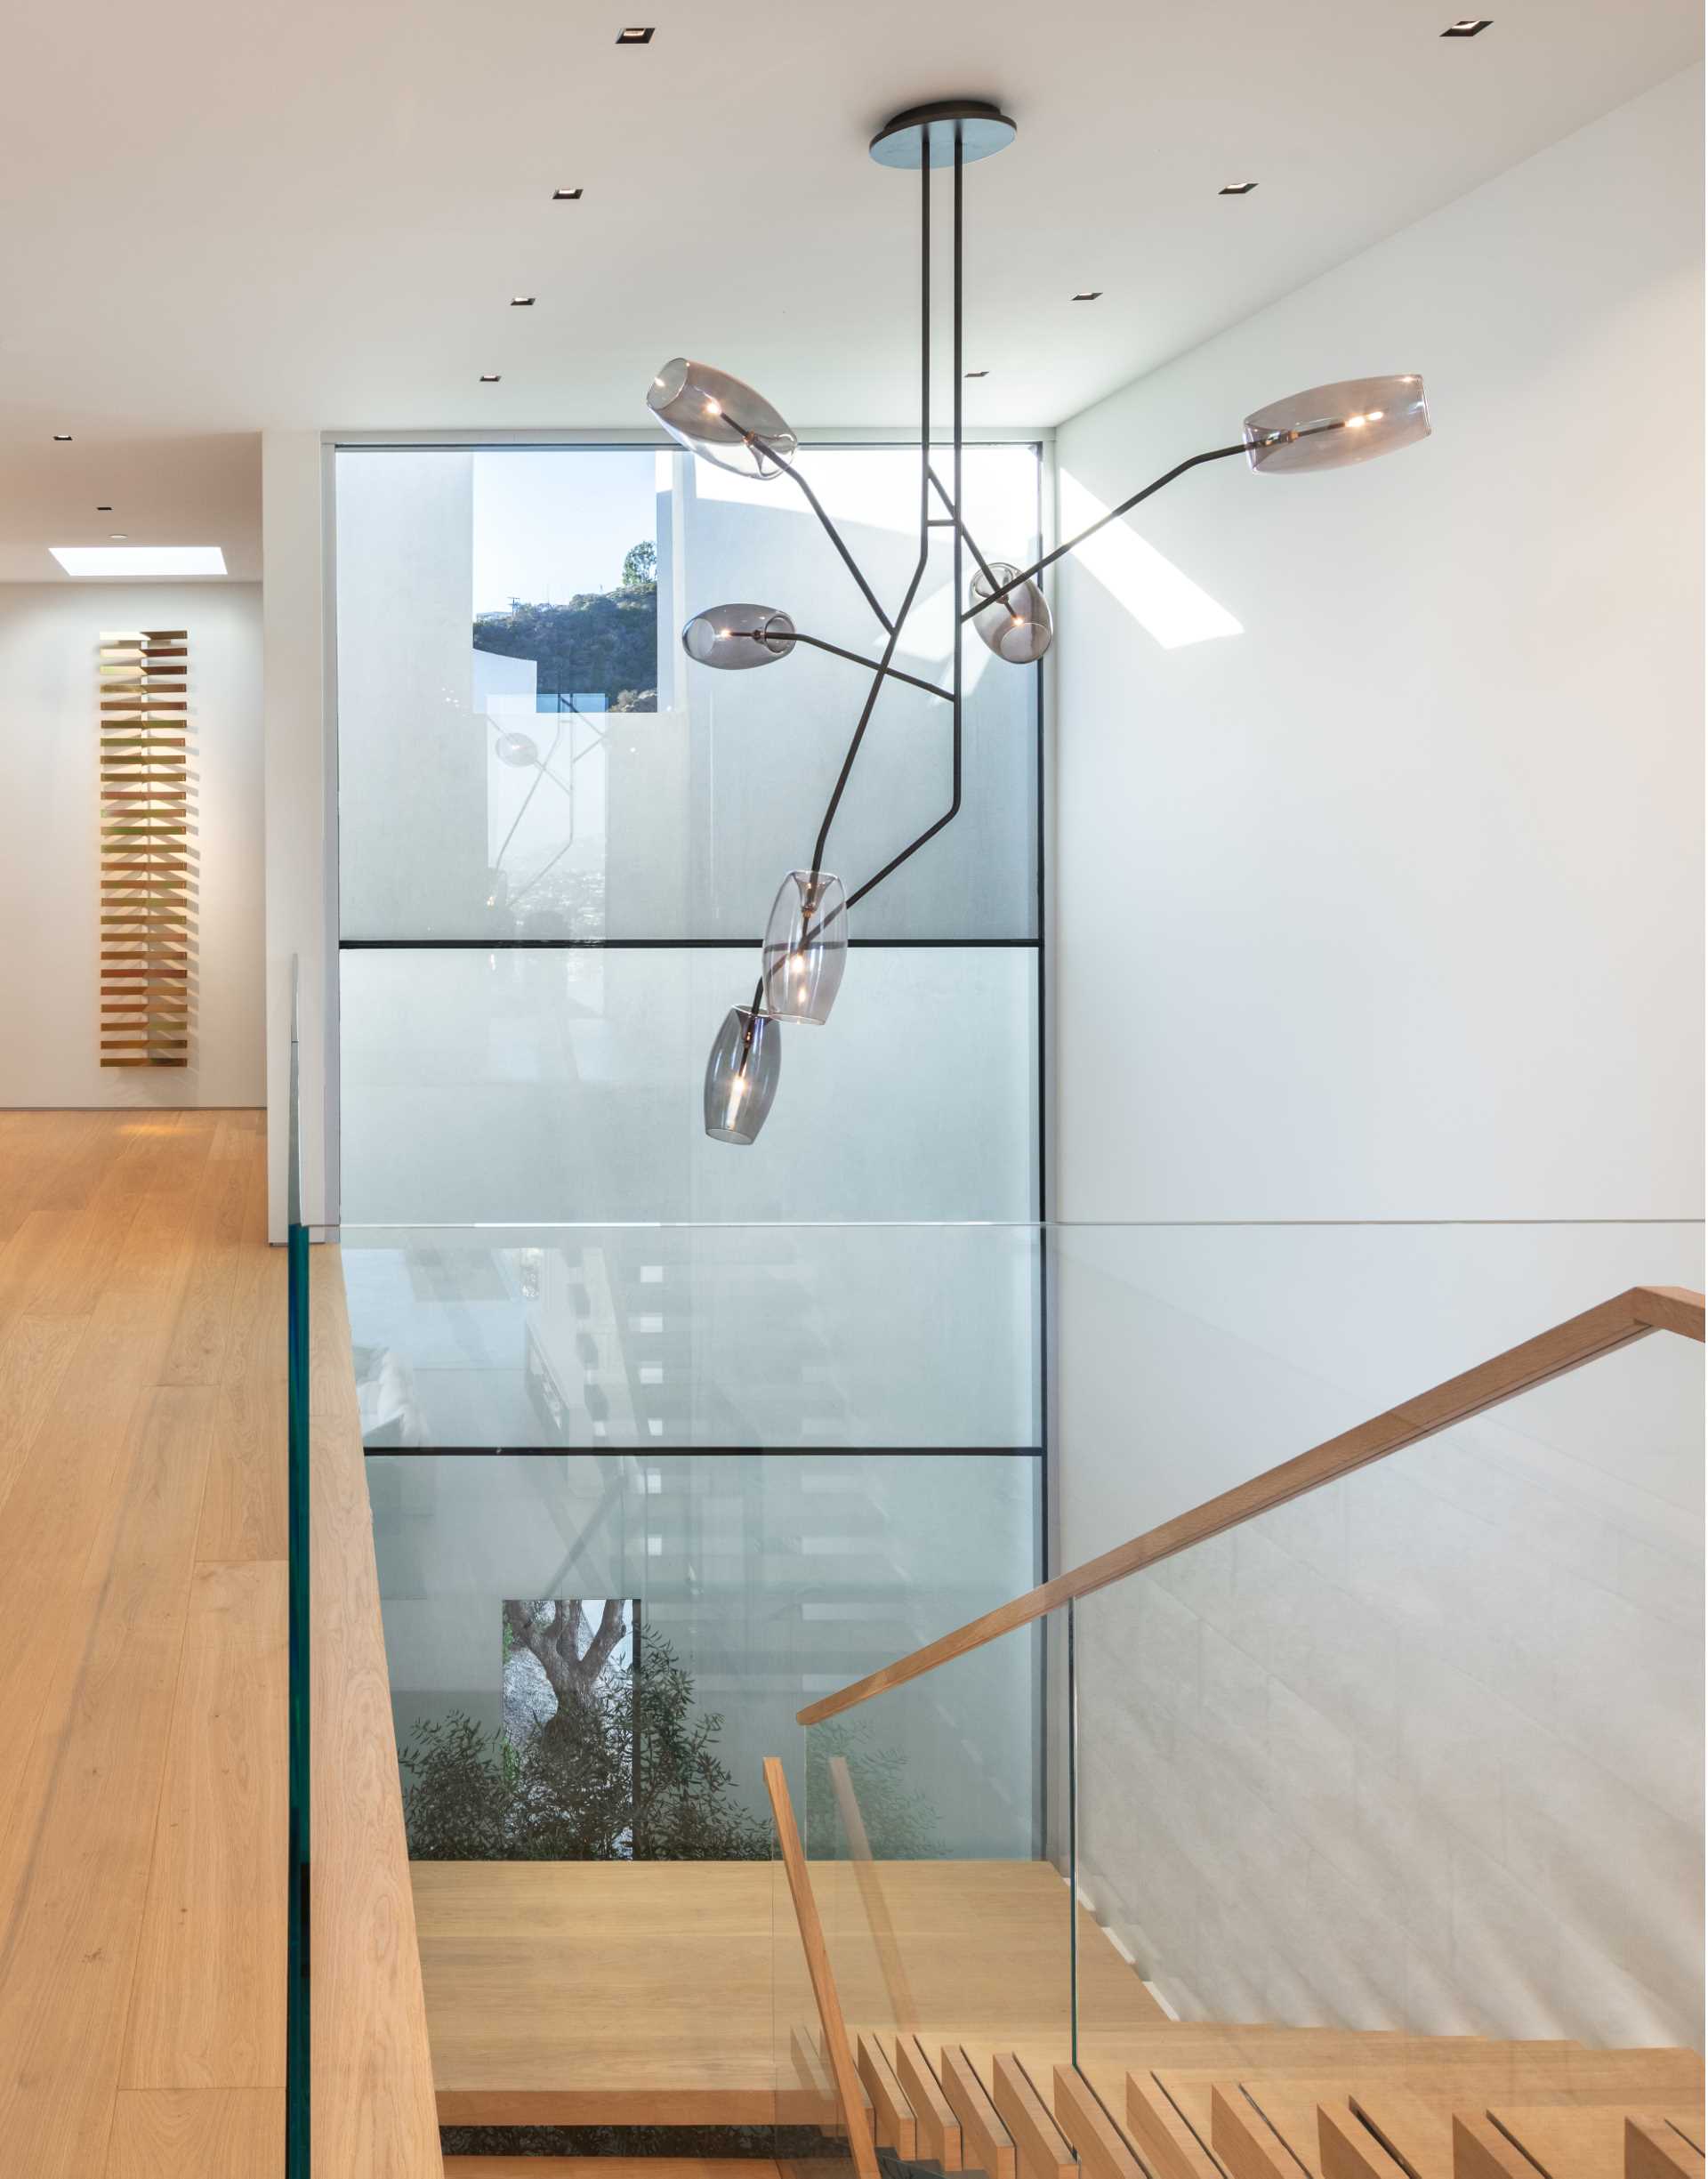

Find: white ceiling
<box><xmin>0</xmin><ymin>0</ymin><xmax>1697</xmax><ymax>579</ymax></box>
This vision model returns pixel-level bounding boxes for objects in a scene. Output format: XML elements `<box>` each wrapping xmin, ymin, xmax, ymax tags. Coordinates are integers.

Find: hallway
<box><xmin>0</xmin><ymin>1109</ymin><xmax>285</xmax><ymax>2176</ymax></box>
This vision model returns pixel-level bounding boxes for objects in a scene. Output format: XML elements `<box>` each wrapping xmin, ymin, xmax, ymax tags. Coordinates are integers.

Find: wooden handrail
<box><xmin>797</xmin><ymin>1283</ymin><xmax>1704</xmax><ymax>1726</ymax></box>
<box><xmin>763</xmin><ymin>1755</ymin><xmax>881</xmax><ymax>2179</ymax></box>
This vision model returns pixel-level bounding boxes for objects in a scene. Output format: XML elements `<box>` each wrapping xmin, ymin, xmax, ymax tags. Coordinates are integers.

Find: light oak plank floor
<box><xmin>0</xmin><ymin>1111</ymin><xmax>286</xmax><ymax>2177</ymax></box>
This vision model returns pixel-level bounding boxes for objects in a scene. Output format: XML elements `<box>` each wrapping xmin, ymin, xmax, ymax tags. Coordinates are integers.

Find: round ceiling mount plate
<box><xmin>869</xmin><ymin>99</ymin><xmax>1018</xmax><ymax>169</ymax></box>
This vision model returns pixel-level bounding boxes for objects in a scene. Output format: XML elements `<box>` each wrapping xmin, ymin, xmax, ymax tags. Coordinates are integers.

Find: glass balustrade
<box><xmin>310</xmin><ymin>1210</ymin><xmax>1702</xmax><ymax>2160</ymax></box>
<box><xmin>1054</xmin><ymin>1221</ymin><xmax>1705</xmax><ymax>2143</ymax></box>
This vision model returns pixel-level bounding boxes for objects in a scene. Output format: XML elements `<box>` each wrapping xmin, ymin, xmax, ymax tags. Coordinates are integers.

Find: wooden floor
<box><xmin>0</xmin><ymin>1109</ymin><xmax>286</xmax><ymax>2179</ymax></box>
<box><xmin>415</xmin><ymin>1852</ymin><xmax>1703</xmax><ymax>2168</ymax></box>
<box><xmin>413</xmin><ymin>1856</ymin><xmax>1164</xmax><ymax>2126</ymax></box>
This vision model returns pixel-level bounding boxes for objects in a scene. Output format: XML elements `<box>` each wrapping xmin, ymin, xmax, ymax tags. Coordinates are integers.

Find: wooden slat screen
<box><xmin>98</xmin><ymin>630</ymin><xmax>192</xmax><ymax>1069</ymax></box>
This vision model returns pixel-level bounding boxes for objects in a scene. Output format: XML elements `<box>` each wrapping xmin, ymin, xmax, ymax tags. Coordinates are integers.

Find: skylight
<box><xmin>49</xmin><ymin>545</ymin><xmax>228</xmax><ymax>578</ymax></box>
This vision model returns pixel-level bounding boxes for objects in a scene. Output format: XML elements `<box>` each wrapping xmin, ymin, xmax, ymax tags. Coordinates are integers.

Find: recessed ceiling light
<box><xmin>50</xmin><ymin>545</ymin><xmax>228</xmax><ymax>578</ymax></box>
<box><xmin>97</xmin><ymin>504</ymin><xmax>113</xmax><ymax>512</ymax></box>
<box><xmin>52</xmin><ymin>433</ymin><xmax>72</xmax><ymax>442</ymax></box>
<box><xmin>1219</xmin><ymin>181</ymin><xmax>1258</xmax><ymax>196</ymax></box>
<box><xmin>109</xmin><ymin>533</ymin><xmax>128</xmax><ymax>540</ymax></box>
<box><xmin>964</xmin><ymin>369</ymin><xmax>989</xmax><ymax>379</ymax></box>
<box><xmin>1072</xmin><ymin>291</ymin><xmax>1103</xmax><ymax>303</ymax></box>
<box><xmin>479</xmin><ymin>374</ymin><xmax>502</xmax><ymax>383</ymax></box>
<box><xmin>616</xmin><ymin>25</ymin><xmax>654</xmax><ymax>41</ymax></box>
<box><xmin>552</xmin><ymin>187</ymin><xmax>584</xmax><ymax>201</ymax></box>
<box><xmin>511</xmin><ymin>295</ymin><xmax>536</xmax><ymax>307</ymax></box>
<box><xmin>1441</xmin><ymin>16</ymin><xmax>1491</xmax><ymax>32</ymax></box>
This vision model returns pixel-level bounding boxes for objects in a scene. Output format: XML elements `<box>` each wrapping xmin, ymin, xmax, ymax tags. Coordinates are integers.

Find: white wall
<box><xmin>1053</xmin><ymin>65</ymin><xmax>1703</xmax><ymax>1230</ymax></box>
<box><xmin>0</xmin><ymin>580</ymin><xmax>263</xmax><ymax>1107</ymax></box>
<box><xmin>1051</xmin><ymin>69</ymin><xmax>1704</xmax><ymax>2049</ymax></box>
<box><xmin>262</xmin><ymin>431</ymin><xmax>333</xmax><ymax>1233</ymax></box>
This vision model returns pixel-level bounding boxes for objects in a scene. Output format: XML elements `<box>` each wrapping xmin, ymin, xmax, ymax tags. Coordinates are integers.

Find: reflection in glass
<box><xmin>682</xmin><ymin>604</ymin><xmax>797</xmax><ymax>670</ymax></box>
<box><xmin>703</xmin><ymin>1005</ymin><xmax>782</xmax><ymax>1144</ymax></box>
<box><xmin>648</xmin><ymin>358</ymin><xmax>798</xmax><ymax>480</ymax></box>
<box><xmin>969</xmin><ymin>561</ymin><xmax>1054</xmax><ymax>664</ymax></box>
<box><xmin>493</xmin><ymin>729</ymin><xmax>541</xmax><ymax>767</ymax></box>
<box><xmin>761</xmin><ymin>870</ymin><xmax>848</xmax><ymax>1026</ymax></box>
<box><xmin>1244</xmin><ymin>375</ymin><xmax>1430</xmax><ymax>474</ymax></box>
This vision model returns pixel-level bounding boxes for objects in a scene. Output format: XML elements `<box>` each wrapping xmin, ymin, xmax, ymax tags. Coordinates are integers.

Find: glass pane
<box><xmin>802</xmin><ymin>1612</ymin><xmax>1079</xmax><ymax>2135</ymax></box>
<box><xmin>340</xmin><ymin>1223</ymin><xmax>1041</xmax><ymax>1449</ymax></box>
<box><xmin>375</xmin><ymin>1450</ymin><xmax>1040</xmax><ymax>1852</ymax></box>
<box><xmin>1071</xmin><ymin>1332</ymin><xmax>1706</xmax><ymax>2119</ymax></box>
<box><xmin>337</xmin><ymin>945</ymin><xmax>1040</xmax><ymax>1224</ymax></box>
<box><xmin>336</xmin><ymin>442</ymin><xmax>1040</xmax><ymax>942</ymax></box>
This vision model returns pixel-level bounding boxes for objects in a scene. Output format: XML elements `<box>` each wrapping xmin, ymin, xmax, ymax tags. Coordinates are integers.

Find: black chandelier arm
<box><xmin>758</xmin><ymin>443</ymin><xmax>895</xmax><ymax>636</ymax></box>
<box><xmin>925</xmin><ymin>464</ymin><xmax>1002</xmax><ymax>597</ymax></box>
<box><xmin>957</xmin><ymin>440</ymin><xmax>1251</xmax><ymax>615</ymax></box>
<box><xmin>843</xmin><ymin>714</ymin><xmax>963</xmax><ymax>910</ymax></box>
<box><xmin>490</xmin><ymin>715</ymin><xmax>565</xmax><ymax>875</ymax></box>
<box><xmin>733</xmin><ymin>625</ymin><xmax>953</xmax><ymax>702</ymax></box>
<box><xmin>807</xmin><ymin>533</ymin><xmax>932</xmax><ymax>877</ymax></box>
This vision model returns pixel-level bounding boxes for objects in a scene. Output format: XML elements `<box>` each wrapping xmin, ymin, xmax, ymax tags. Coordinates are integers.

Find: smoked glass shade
<box><xmin>648</xmin><ymin>358</ymin><xmax>798</xmax><ymax>480</ymax></box>
<box><xmin>969</xmin><ymin>561</ymin><xmax>1053</xmax><ymax>664</ymax></box>
<box><xmin>760</xmin><ymin>869</ymin><xmax>847</xmax><ymax>1026</ymax></box>
<box><xmin>493</xmin><ymin>729</ymin><xmax>541</xmax><ymax>767</ymax></box>
<box><xmin>703</xmin><ymin>1005</ymin><xmax>782</xmax><ymax>1145</ymax></box>
<box><xmin>682</xmin><ymin>604</ymin><xmax>797</xmax><ymax>669</ymax></box>
<box><xmin>1244</xmin><ymin>375</ymin><xmax>1430</xmax><ymax>474</ymax></box>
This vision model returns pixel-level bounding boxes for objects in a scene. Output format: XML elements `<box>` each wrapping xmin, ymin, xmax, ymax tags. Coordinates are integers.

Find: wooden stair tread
<box><xmin>1211</xmin><ymin>2082</ymin><xmax>1305</xmax><ymax>2179</ymax></box>
<box><xmin>1489</xmin><ymin>2105</ymin><xmax>1707</xmax><ymax>2179</ymax></box>
<box><xmin>442</xmin><ymin>2166</ymin><xmax>786</xmax><ymax>2178</ymax></box>
<box><xmin>995</xmin><ymin>2053</ymin><xmax>1079</xmax><ymax>2179</ymax></box>
<box><xmin>1128</xmin><ymin>2070</ymin><xmax>1228</xmax><ymax>2179</ymax></box>
<box><xmin>1630</xmin><ymin>2118</ymin><xmax>1708</xmax><ymax>2179</ymax></box>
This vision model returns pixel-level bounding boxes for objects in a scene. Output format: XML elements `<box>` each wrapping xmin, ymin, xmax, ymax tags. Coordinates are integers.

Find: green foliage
<box><xmin>803</xmin><ymin>1722</ymin><xmax>944</xmax><ymax>1860</ymax></box>
<box><xmin>400</xmin><ymin>1625</ymin><xmax>769</xmax><ymax>1862</ymax></box>
<box><xmin>473</xmin><ymin>540</ymin><xmax>658</xmax><ymax>713</ymax></box>
<box><xmin>399</xmin><ymin>1626</ymin><xmax>945</xmax><ymax>1867</ymax></box>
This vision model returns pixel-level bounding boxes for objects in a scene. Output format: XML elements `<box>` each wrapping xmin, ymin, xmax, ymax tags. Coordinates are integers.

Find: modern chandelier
<box><xmin>649</xmin><ymin>98</ymin><xmax>1430</xmax><ymax>1145</ymax></box>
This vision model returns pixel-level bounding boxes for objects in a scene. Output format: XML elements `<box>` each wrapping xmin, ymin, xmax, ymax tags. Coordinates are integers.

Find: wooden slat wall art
<box><xmin>98</xmin><ymin>630</ymin><xmax>192</xmax><ymax>1069</ymax></box>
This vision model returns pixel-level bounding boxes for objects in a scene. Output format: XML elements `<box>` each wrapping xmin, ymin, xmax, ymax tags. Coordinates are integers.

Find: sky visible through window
<box><xmin>471</xmin><ymin>448</ymin><xmax>659</xmax><ymax>617</ymax></box>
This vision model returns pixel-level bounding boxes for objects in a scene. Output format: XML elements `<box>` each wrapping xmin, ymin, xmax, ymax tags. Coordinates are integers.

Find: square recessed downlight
<box><xmin>616</xmin><ymin>24</ymin><xmax>654</xmax><ymax>41</ymax></box>
<box><xmin>552</xmin><ymin>187</ymin><xmax>584</xmax><ymax>200</ymax></box>
<box><xmin>1220</xmin><ymin>181</ymin><xmax>1258</xmax><ymax>195</ymax></box>
<box><xmin>50</xmin><ymin>545</ymin><xmax>228</xmax><ymax>578</ymax></box>
<box><xmin>1072</xmin><ymin>290</ymin><xmax>1103</xmax><ymax>302</ymax></box>
<box><xmin>1442</xmin><ymin>16</ymin><xmax>1491</xmax><ymax>31</ymax></box>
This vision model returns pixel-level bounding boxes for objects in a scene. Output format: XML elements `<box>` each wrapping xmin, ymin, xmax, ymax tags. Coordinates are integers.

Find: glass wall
<box><xmin>334</xmin><ymin>441</ymin><xmax>1043</xmax><ymax>1224</ymax></box>
<box><xmin>331</xmin><ymin>438</ymin><xmax>1049</xmax><ymax>1881</ymax></box>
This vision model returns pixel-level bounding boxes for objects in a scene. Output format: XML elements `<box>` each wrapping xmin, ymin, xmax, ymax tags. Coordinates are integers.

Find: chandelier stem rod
<box><xmin>844</xmin><ymin>122</ymin><xmax>968</xmax><ymax>918</ymax></box>
<box><xmin>957</xmin><ymin>440</ymin><xmax>1250</xmax><ymax>615</ymax></box>
<box><xmin>950</xmin><ymin>117</ymin><xmax>964</xmax><ymax>827</ymax></box>
<box><xmin>802</xmin><ymin>127</ymin><xmax>933</xmax><ymax>880</ymax></box>
<box><xmin>761</xmin><ymin>447</ymin><xmax>895</xmax><ymax>634</ymax></box>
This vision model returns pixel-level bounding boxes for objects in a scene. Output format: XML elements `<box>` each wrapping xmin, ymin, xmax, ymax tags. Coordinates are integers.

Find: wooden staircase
<box><xmin>435</xmin><ymin>2030</ymin><xmax>1704</xmax><ymax>2179</ymax></box>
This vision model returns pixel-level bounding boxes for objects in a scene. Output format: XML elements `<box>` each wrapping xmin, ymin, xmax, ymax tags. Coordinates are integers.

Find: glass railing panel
<box><xmin>802</xmin><ymin>1608</ymin><xmax>1074</xmax><ymax>2153</ymax></box>
<box><xmin>370</xmin><ymin>1449</ymin><xmax>1041</xmax><ymax>1863</ymax></box>
<box><xmin>1070</xmin><ymin>1312</ymin><xmax>1704</xmax><ymax>2123</ymax></box>
<box><xmin>338</xmin><ymin>1220</ymin><xmax>1041</xmax><ymax>1451</ymax></box>
<box><xmin>285</xmin><ymin>957</ymin><xmax>310</xmax><ymax>2179</ymax></box>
